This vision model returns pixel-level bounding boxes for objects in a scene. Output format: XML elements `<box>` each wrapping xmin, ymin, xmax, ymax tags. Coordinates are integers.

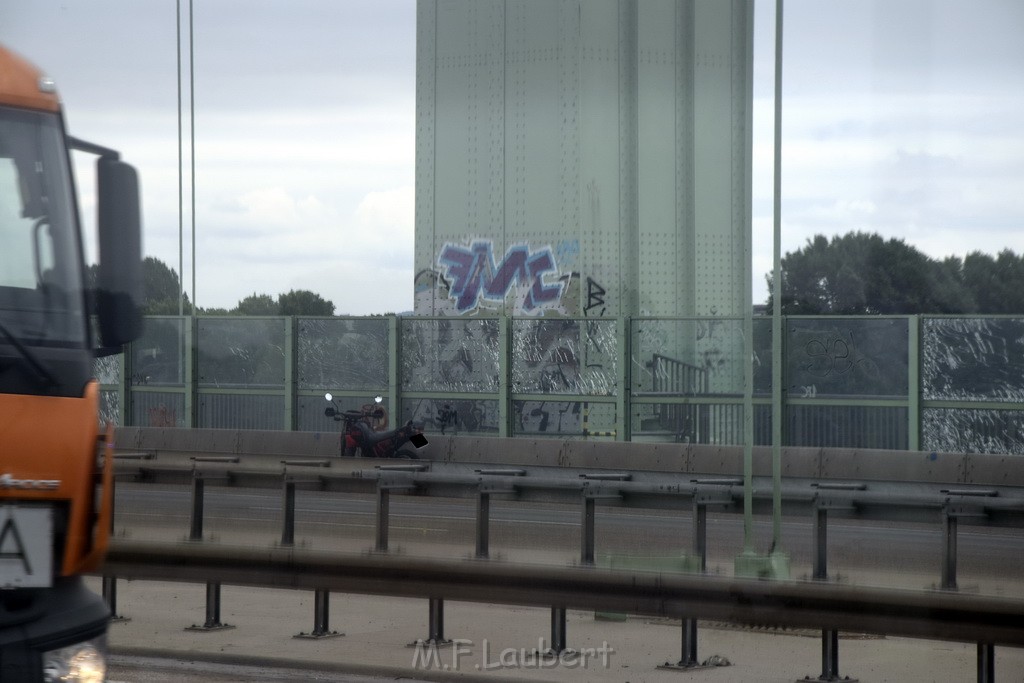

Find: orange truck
<box><xmin>0</xmin><ymin>45</ymin><xmax>142</xmax><ymax>681</ymax></box>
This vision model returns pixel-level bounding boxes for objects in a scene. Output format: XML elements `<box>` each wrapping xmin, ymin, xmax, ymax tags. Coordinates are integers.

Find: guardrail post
<box><xmin>476</xmin><ymin>490</ymin><xmax>490</xmax><ymax>559</ymax></box>
<box><xmin>550</xmin><ymin>606</ymin><xmax>567</xmax><ymax>655</ymax></box>
<box><xmin>813</xmin><ymin>505</ymin><xmax>828</xmax><ymax>580</ymax></box>
<box><xmin>977</xmin><ymin>643</ymin><xmax>994</xmax><ymax>683</ymax></box>
<box><xmin>806</xmin><ymin>501</ymin><xmax>857</xmax><ymax>682</ymax></box>
<box><xmin>281</xmin><ymin>480</ymin><xmax>296</xmax><ymax>547</ymax></box>
<box><xmin>428</xmin><ymin>598</ymin><xmax>449</xmax><ymax>644</ymax></box>
<box><xmin>101</xmin><ymin>575</ymin><xmax>128</xmax><ymax>623</ymax></box>
<box><xmin>375</xmin><ymin>485</ymin><xmax>390</xmax><ymax>552</ymax></box>
<box><xmin>295</xmin><ymin>589</ymin><xmax>343</xmax><ymax>639</ymax></box>
<box><xmin>581</xmin><ymin>495</ymin><xmax>596</xmax><ymax>566</ymax></box>
<box><xmin>189</xmin><ymin>474</ymin><xmax>205</xmax><ymax>541</ymax></box>
<box><xmin>682</xmin><ymin>499</ymin><xmax>706</xmax><ymax>667</ymax></box>
<box><xmin>659</xmin><ymin>495</ymin><xmax>717</xmax><ymax>671</ymax></box>
<box><xmin>186</xmin><ymin>473</ymin><xmax>233</xmax><ymax>632</ymax></box>
<box><xmin>186</xmin><ymin>581</ymin><xmax>233</xmax><ymax>632</ymax></box>
<box><xmin>102</xmin><ymin>472</ymin><xmax>128</xmax><ymax>623</ymax></box>
<box><xmin>942</xmin><ymin>506</ymin><xmax>958</xmax><ymax>591</ymax></box>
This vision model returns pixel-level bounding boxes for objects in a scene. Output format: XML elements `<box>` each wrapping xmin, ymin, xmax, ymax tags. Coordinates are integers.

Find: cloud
<box><xmin>353</xmin><ymin>186</ymin><xmax>415</xmax><ymax>247</ymax></box>
<box><xmin>6</xmin><ymin>0</ymin><xmax>1024</xmax><ymax>315</ymax></box>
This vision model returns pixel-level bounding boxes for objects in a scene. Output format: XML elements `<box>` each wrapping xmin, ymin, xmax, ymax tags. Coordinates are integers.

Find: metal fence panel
<box><xmin>923</xmin><ymin>317</ymin><xmax>1024</xmax><ymax>402</ymax></box>
<box><xmin>923</xmin><ymin>407</ymin><xmax>1024</xmax><ymax>454</ymax></box>
<box><xmin>94</xmin><ymin>314</ymin><xmax>1024</xmax><ymax>454</ymax></box>
<box><xmin>631</xmin><ymin>318</ymin><xmax>748</xmax><ymax>396</ymax></box>
<box><xmin>510</xmin><ymin>399</ymin><xmax>617</xmax><ymax>438</ymax></box>
<box><xmin>197</xmin><ymin>318</ymin><xmax>286</xmax><ymax>389</ymax></box>
<box><xmin>132</xmin><ymin>317</ymin><xmax>187</xmax><ymax>386</ymax></box>
<box><xmin>788</xmin><ymin>405</ymin><xmax>908</xmax><ymax>450</ymax></box>
<box><xmin>297</xmin><ymin>317</ymin><xmax>388</xmax><ymax>391</ymax></box>
<box><xmin>787</xmin><ymin>318</ymin><xmax>908</xmax><ymax>399</ymax></box>
<box><xmin>99</xmin><ymin>389</ymin><xmax>120</xmax><ymax>426</ymax></box>
<box><xmin>511</xmin><ymin>318</ymin><xmax>617</xmax><ymax>395</ymax></box>
<box><xmin>197</xmin><ymin>393</ymin><xmax>283</xmax><ymax>430</ymax></box>
<box><xmin>401</xmin><ymin>317</ymin><xmax>501</xmax><ymax>393</ymax></box>
<box><xmin>400</xmin><ymin>397</ymin><xmax>501</xmax><ymax>436</ymax></box>
<box><xmin>131</xmin><ymin>391</ymin><xmax>186</xmax><ymax>428</ymax></box>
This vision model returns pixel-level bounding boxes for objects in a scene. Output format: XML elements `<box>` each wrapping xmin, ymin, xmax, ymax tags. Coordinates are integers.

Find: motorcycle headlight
<box><xmin>42</xmin><ymin>634</ymin><xmax>107</xmax><ymax>683</ymax></box>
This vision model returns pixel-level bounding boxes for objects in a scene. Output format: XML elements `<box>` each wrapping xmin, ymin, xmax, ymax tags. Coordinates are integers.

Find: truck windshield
<box><xmin>0</xmin><ymin>106</ymin><xmax>86</xmax><ymax>350</ymax></box>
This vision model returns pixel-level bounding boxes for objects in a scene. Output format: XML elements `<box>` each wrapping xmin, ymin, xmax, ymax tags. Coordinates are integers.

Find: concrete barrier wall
<box><xmin>114</xmin><ymin>427</ymin><xmax>1024</xmax><ymax>487</ymax></box>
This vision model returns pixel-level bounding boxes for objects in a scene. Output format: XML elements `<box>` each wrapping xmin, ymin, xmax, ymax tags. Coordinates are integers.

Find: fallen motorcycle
<box><xmin>324</xmin><ymin>393</ymin><xmax>428</xmax><ymax>458</ymax></box>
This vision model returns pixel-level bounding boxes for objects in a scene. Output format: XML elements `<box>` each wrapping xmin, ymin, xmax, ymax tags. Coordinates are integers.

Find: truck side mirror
<box><xmin>95</xmin><ymin>157</ymin><xmax>143</xmax><ymax>350</ymax></box>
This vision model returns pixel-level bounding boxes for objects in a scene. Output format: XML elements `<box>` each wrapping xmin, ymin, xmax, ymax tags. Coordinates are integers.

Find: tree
<box><xmin>962</xmin><ymin>250</ymin><xmax>1024</xmax><ymax>314</ymax></box>
<box><xmin>767</xmin><ymin>232</ymin><xmax>976</xmax><ymax>314</ymax></box>
<box><xmin>233</xmin><ymin>293</ymin><xmax>278</xmax><ymax>316</ymax></box>
<box><xmin>278</xmin><ymin>289</ymin><xmax>335</xmax><ymax>316</ymax></box>
<box><xmin>87</xmin><ymin>257</ymin><xmax>192</xmax><ymax>314</ymax></box>
<box><xmin>142</xmin><ymin>256</ymin><xmax>194</xmax><ymax>314</ymax></box>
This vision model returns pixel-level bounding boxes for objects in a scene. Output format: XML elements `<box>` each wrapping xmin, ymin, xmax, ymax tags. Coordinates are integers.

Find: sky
<box><xmin>2</xmin><ymin>0</ymin><xmax>1022</xmax><ymax>314</ymax></box>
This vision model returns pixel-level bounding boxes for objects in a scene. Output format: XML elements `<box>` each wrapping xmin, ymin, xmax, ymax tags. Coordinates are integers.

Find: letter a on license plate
<box><xmin>0</xmin><ymin>506</ymin><xmax>53</xmax><ymax>589</ymax></box>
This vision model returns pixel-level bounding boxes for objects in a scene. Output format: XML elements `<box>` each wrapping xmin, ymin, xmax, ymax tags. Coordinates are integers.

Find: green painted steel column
<box><xmin>284</xmin><ymin>317</ymin><xmax>295</xmax><ymax>430</ymax></box>
<box><xmin>185</xmin><ymin>315</ymin><xmax>196</xmax><ymax>428</ymax></box>
<box><xmin>499</xmin><ymin>316</ymin><xmax>511</xmax><ymax>438</ymax></box>
<box><xmin>118</xmin><ymin>344</ymin><xmax>130</xmax><ymax>427</ymax></box>
<box><xmin>389</xmin><ymin>316</ymin><xmax>400</xmax><ymax>422</ymax></box>
<box><xmin>770</xmin><ymin>0</ymin><xmax>786</xmax><ymax>556</ymax></box>
<box><xmin>742</xmin><ymin>317</ymin><xmax>754</xmax><ymax>553</ymax></box>
<box><xmin>908</xmin><ymin>315</ymin><xmax>921</xmax><ymax>451</ymax></box>
<box><xmin>617</xmin><ymin>316</ymin><xmax>630</xmax><ymax>441</ymax></box>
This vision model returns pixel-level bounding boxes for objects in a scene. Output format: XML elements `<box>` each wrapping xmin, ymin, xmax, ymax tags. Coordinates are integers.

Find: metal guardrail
<box><xmin>105</xmin><ymin>428</ymin><xmax>1024</xmax><ymax>681</ymax></box>
<box><xmin>103</xmin><ymin>539</ymin><xmax>1024</xmax><ymax>647</ymax></box>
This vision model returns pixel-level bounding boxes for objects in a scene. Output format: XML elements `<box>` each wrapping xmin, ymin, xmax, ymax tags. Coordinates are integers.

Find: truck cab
<box><xmin>0</xmin><ymin>45</ymin><xmax>142</xmax><ymax>682</ymax></box>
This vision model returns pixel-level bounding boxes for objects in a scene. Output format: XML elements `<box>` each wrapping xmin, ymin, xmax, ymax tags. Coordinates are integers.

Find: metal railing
<box><xmin>103</xmin><ymin>428</ymin><xmax>1024</xmax><ymax>681</ymax></box>
<box><xmin>96</xmin><ymin>314</ymin><xmax>1024</xmax><ymax>454</ymax></box>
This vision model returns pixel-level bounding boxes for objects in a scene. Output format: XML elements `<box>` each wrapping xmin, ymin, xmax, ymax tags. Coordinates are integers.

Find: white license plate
<box><xmin>0</xmin><ymin>506</ymin><xmax>52</xmax><ymax>589</ymax></box>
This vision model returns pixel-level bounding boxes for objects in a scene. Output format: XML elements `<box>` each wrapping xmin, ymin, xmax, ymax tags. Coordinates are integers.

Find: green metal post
<box><xmin>284</xmin><ymin>317</ymin><xmax>296</xmax><ymax>430</ymax></box>
<box><xmin>742</xmin><ymin>316</ymin><xmax>754</xmax><ymax>552</ymax></box>
<box><xmin>388</xmin><ymin>315</ymin><xmax>400</xmax><ymax>421</ymax></box>
<box><xmin>770</xmin><ymin>0</ymin><xmax>785</xmax><ymax>553</ymax></box>
<box><xmin>908</xmin><ymin>315</ymin><xmax>921</xmax><ymax>451</ymax></box>
<box><xmin>617</xmin><ymin>316</ymin><xmax>630</xmax><ymax>441</ymax></box>
<box><xmin>185</xmin><ymin>315</ymin><xmax>196</xmax><ymax>428</ymax></box>
<box><xmin>499</xmin><ymin>316</ymin><xmax>511</xmax><ymax>437</ymax></box>
<box><xmin>118</xmin><ymin>343</ymin><xmax>130</xmax><ymax>427</ymax></box>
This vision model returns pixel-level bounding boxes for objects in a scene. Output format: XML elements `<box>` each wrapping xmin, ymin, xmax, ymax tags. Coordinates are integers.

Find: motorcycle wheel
<box><xmin>395</xmin><ymin>447</ymin><xmax>420</xmax><ymax>460</ymax></box>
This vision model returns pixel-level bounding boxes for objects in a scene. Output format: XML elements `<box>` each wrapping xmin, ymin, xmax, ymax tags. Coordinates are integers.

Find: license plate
<box><xmin>0</xmin><ymin>506</ymin><xmax>52</xmax><ymax>589</ymax></box>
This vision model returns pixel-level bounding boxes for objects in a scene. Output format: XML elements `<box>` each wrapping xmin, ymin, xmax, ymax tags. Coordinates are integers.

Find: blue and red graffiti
<box><xmin>439</xmin><ymin>241</ymin><xmax>564</xmax><ymax>313</ymax></box>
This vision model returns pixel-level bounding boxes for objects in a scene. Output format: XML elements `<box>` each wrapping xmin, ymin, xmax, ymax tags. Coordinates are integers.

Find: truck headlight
<box><xmin>42</xmin><ymin>634</ymin><xmax>107</xmax><ymax>683</ymax></box>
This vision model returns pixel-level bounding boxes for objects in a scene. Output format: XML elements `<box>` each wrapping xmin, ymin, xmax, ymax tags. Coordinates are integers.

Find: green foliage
<box><xmin>278</xmin><ymin>289</ymin><xmax>335</xmax><ymax>316</ymax></box>
<box><xmin>767</xmin><ymin>232</ymin><xmax>1022</xmax><ymax>315</ymax></box>
<box><xmin>234</xmin><ymin>293</ymin><xmax>278</xmax><ymax>316</ymax></box>
<box><xmin>132</xmin><ymin>257</ymin><xmax>337</xmax><ymax>316</ymax></box>
<box><xmin>142</xmin><ymin>257</ymin><xmax>192</xmax><ymax>314</ymax></box>
<box><xmin>961</xmin><ymin>250</ymin><xmax>1024</xmax><ymax>314</ymax></box>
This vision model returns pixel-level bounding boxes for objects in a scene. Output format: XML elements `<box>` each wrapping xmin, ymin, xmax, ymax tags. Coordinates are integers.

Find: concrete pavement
<box><xmin>91</xmin><ymin>576</ymin><xmax>1024</xmax><ymax>683</ymax></box>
